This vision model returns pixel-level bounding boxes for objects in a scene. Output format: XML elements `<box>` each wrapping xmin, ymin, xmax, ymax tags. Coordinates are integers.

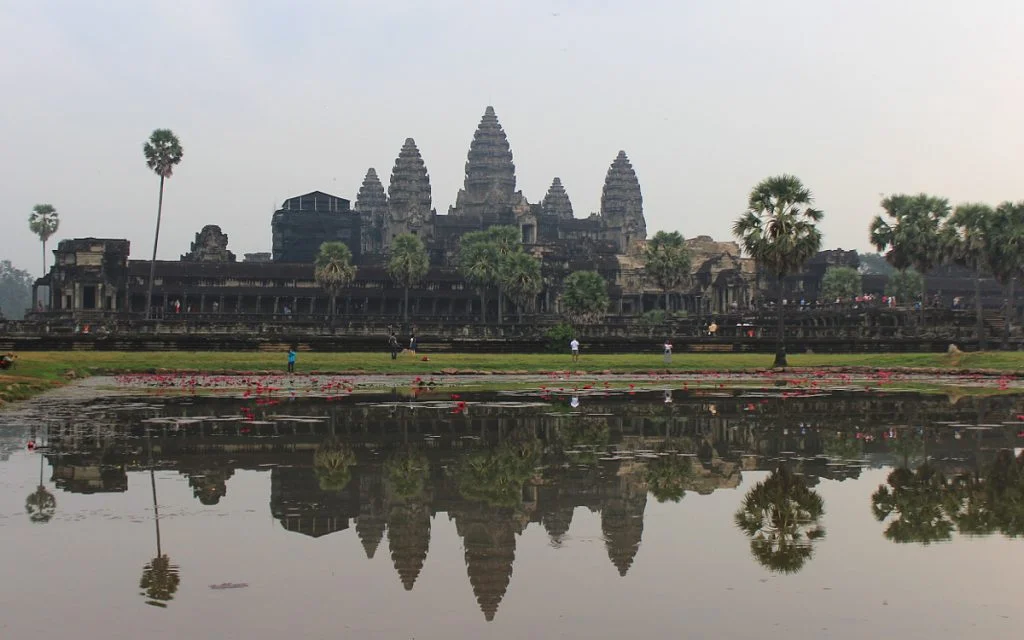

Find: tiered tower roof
<box><xmin>600</xmin><ymin>150</ymin><xmax>644</xmax><ymax>224</ymax></box>
<box><xmin>541</xmin><ymin>177</ymin><xmax>574</xmax><ymax>220</ymax></box>
<box><xmin>387</xmin><ymin>501</ymin><xmax>431</xmax><ymax>590</ymax></box>
<box><xmin>354</xmin><ymin>168</ymin><xmax>387</xmax><ymax>212</ymax></box>
<box><xmin>462</xmin><ymin>106</ymin><xmax>516</xmax><ymax>205</ymax></box>
<box><xmin>388</xmin><ymin>138</ymin><xmax>432</xmax><ymax>220</ymax></box>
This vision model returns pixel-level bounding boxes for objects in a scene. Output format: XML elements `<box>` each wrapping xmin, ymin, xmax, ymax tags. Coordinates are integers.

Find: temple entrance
<box><xmin>83</xmin><ymin>286</ymin><xmax>96</xmax><ymax>309</ymax></box>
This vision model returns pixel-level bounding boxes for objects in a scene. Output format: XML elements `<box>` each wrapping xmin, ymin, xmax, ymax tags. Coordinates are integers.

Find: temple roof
<box><xmin>461</xmin><ymin>106</ymin><xmax>516</xmax><ymax>204</ymax></box>
<box><xmin>388</xmin><ymin>138</ymin><xmax>432</xmax><ymax>219</ymax></box>
<box><xmin>600</xmin><ymin>151</ymin><xmax>644</xmax><ymax>227</ymax></box>
<box><xmin>355</xmin><ymin>168</ymin><xmax>387</xmax><ymax>213</ymax></box>
<box><xmin>541</xmin><ymin>177</ymin><xmax>574</xmax><ymax>220</ymax></box>
<box><xmin>280</xmin><ymin>191</ymin><xmax>350</xmax><ymax>213</ymax></box>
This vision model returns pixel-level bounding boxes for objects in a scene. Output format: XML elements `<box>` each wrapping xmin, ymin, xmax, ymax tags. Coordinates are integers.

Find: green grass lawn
<box><xmin>2</xmin><ymin>350</ymin><xmax>1021</xmax><ymax>404</ymax></box>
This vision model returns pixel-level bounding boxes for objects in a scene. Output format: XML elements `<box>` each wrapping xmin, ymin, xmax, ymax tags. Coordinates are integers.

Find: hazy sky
<box><xmin>3</xmin><ymin>0</ymin><xmax>1023</xmax><ymax>277</ymax></box>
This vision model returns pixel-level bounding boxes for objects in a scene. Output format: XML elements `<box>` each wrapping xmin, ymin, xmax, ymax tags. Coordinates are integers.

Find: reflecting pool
<box><xmin>1</xmin><ymin>383</ymin><xmax>1023</xmax><ymax>639</ymax></box>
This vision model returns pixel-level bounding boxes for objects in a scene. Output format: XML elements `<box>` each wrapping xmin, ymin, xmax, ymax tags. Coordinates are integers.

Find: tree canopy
<box><xmin>884</xmin><ymin>269</ymin><xmax>924</xmax><ymax>303</ymax></box>
<box><xmin>0</xmin><ymin>261</ymin><xmax>32</xmax><ymax>319</ymax></box>
<box><xmin>314</xmin><ymin>241</ymin><xmax>356</xmax><ymax>314</ymax></box>
<box><xmin>143</xmin><ymin>129</ymin><xmax>184</xmax><ymax>179</ymax></box>
<box><xmin>869</xmin><ymin>193</ymin><xmax>950</xmax><ymax>273</ymax></box>
<box><xmin>561</xmin><ymin>270</ymin><xmax>609</xmax><ymax>324</ymax></box>
<box><xmin>819</xmin><ymin>266</ymin><xmax>862</xmax><ymax>302</ymax></box>
<box><xmin>499</xmin><ymin>250</ymin><xmax>543</xmax><ymax>318</ymax></box>
<box><xmin>643</xmin><ymin>231</ymin><xmax>691</xmax><ymax>310</ymax></box>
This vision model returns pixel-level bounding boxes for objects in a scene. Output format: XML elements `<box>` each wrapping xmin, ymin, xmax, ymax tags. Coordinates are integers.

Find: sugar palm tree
<box><xmin>458</xmin><ymin>233</ymin><xmax>500</xmax><ymax>324</ymax></box>
<box><xmin>944</xmin><ymin>203</ymin><xmax>994</xmax><ymax>349</ymax></box>
<box><xmin>561</xmin><ymin>270</ymin><xmax>610</xmax><ymax>325</ymax></box>
<box><xmin>869</xmin><ymin>193</ymin><xmax>951</xmax><ymax>309</ymax></box>
<box><xmin>384</xmin><ymin>447</ymin><xmax>431</xmax><ymax>499</ymax></box>
<box><xmin>987</xmin><ymin>202</ymin><xmax>1024</xmax><ymax>349</ymax></box>
<box><xmin>25</xmin><ymin>454</ymin><xmax>56</xmax><ymax>523</ymax></box>
<box><xmin>314</xmin><ymin>438</ymin><xmax>356</xmax><ymax>492</ymax></box>
<box><xmin>314</xmin><ymin>241</ymin><xmax>356</xmax><ymax>318</ymax></box>
<box><xmin>871</xmin><ymin>463</ymin><xmax>957</xmax><ymax>544</ymax></box>
<box><xmin>140</xmin><ymin>429</ymin><xmax>180</xmax><ymax>607</ymax></box>
<box><xmin>143</xmin><ymin>129</ymin><xmax>184</xmax><ymax>319</ymax></box>
<box><xmin>732</xmin><ymin>175</ymin><xmax>823</xmax><ymax>367</ymax></box>
<box><xmin>498</xmin><ymin>251</ymin><xmax>543</xmax><ymax>322</ymax></box>
<box><xmin>643</xmin><ymin>231</ymin><xmax>691</xmax><ymax>312</ymax></box>
<box><xmin>486</xmin><ymin>225</ymin><xmax>522</xmax><ymax>322</ymax></box>
<box><xmin>28</xmin><ymin>204</ymin><xmax>59</xmax><ymax>277</ymax></box>
<box><xmin>387</xmin><ymin>233</ymin><xmax>429</xmax><ymax>329</ymax></box>
<box><xmin>734</xmin><ymin>465</ymin><xmax>825</xmax><ymax>574</ymax></box>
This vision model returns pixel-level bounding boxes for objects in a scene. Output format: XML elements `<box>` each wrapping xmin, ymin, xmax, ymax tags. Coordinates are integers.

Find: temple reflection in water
<box><xmin>39</xmin><ymin>389</ymin><xmax>1024</xmax><ymax>620</ymax></box>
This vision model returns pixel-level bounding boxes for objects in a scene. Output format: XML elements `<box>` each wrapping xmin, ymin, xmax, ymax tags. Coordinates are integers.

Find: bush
<box><xmin>545</xmin><ymin>322</ymin><xmax>575</xmax><ymax>352</ymax></box>
<box><xmin>640</xmin><ymin>309</ymin><xmax>668</xmax><ymax>326</ymax></box>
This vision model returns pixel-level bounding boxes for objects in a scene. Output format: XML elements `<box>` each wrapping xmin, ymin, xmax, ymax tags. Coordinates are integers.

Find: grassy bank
<box><xmin>6</xmin><ymin>349</ymin><xmax>1024</xmax><ymax>380</ymax></box>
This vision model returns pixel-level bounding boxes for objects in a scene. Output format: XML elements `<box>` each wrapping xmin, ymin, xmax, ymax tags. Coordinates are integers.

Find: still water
<box><xmin>2</xmin><ymin>384</ymin><xmax>1023</xmax><ymax>639</ymax></box>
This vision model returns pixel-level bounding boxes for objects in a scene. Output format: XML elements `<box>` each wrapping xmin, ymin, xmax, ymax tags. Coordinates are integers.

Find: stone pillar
<box><xmin>219</xmin><ymin>295</ymin><xmax>225</xmax><ymax>313</ymax></box>
<box><xmin>273</xmin><ymin>297</ymin><xmax>279</xmax><ymax>314</ymax></box>
<box><xmin>256</xmin><ymin>296</ymin><xmax>262</xmax><ymax>315</ymax></box>
<box><xmin>200</xmin><ymin>294</ymin><xmax>206</xmax><ymax>313</ymax></box>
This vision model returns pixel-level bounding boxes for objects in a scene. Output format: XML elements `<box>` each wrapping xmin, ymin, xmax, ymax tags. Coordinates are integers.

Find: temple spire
<box><xmin>454</xmin><ymin>106</ymin><xmax>516</xmax><ymax>213</ymax></box>
<box><xmin>542</xmin><ymin>177</ymin><xmax>574</xmax><ymax>220</ymax></box>
<box><xmin>355</xmin><ymin>168</ymin><xmax>388</xmax><ymax>255</ymax></box>
<box><xmin>600</xmin><ymin>150</ymin><xmax>646</xmax><ymax>253</ymax></box>
<box><xmin>388</xmin><ymin>138</ymin><xmax>432</xmax><ymax>219</ymax></box>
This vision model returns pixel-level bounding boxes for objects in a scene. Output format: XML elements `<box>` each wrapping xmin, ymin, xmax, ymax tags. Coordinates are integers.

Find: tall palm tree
<box><xmin>498</xmin><ymin>251</ymin><xmax>543</xmax><ymax>323</ymax></box>
<box><xmin>28</xmin><ymin>204</ymin><xmax>59</xmax><ymax>278</ymax></box>
<box><xmin>869</xmin><ymin>193</ymin><xmax>951</xmax><ymax>308</ymax></box>
<box><xmin>25</xmin><ymin>453</ymin><xmax>56</xmax><ymax>524</ymax></box>
<box><xmin>561</xmin><ymin>270</ymin><xmax>610</xmax><ymax>325</ymax></box>
<box><xmin>314</xmin><ymin>241</ymin><xmax>356</xmax><ymax>319</ymax></box>
<box><xmin>944</xmin><ymin>203</ymin><xmax>994</xmax><ymax>350</ymax></box>
<box><xmin>485</xmin><ymin>226</ymin><xmax>522</xmax><ymax>322</ymax></box>
<box><xmin>387</xmin><ymin>233</ymin><xmax>429</xmax><ymax>329</ymax></box>
<box><xmin>140</xmin><ymin>428</ymin><xmax>180</xmax><ymax>607</ymax></box>
<box><xmin>734</xmin><ymin>465</ymin><xmax>825</xmax><ymax>574</ymax></box>
<box><xmin>987</xmin><ymin>202</ymin><xmax>1024</xmax><ymax>349</ymax></box>
<box><xmin>143</xmin><ymin>129</ymin><xmax>184</xmax><ymax>319</ymax></box>
<box><xmin>457</xmin><ymin>234</ymin><xmax>500</xmax><ymax>324</ymax></box>
<box><xmin>871</xmin><ymin>463</ymin><xmax>957</xmax><ymax>544</ymax></box>
<box><xmin>643</xmin><ymin>231</ymin><xmax>691</xmax><ymax>312</ymax></box>
<box><xmin>732</xmin><ymin>175</ymin><xmax>823</xmax><ymax>368</ymax></box>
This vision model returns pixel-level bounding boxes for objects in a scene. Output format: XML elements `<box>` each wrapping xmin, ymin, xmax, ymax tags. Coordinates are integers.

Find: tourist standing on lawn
<box><xmin>663</xmin><ymin>339</ymin><xmax>673</xmax><ymax>365</ymax></box>
<box><xmin>389</xmin><ymin>331</ymin><xmax>400</xmax><ymax>360</ymax></box>
<box><xmin>287</xmin><ymin>347</ymin><xmax>297</xmax><ymax>373</ymax></box>
<box><xmin>570</xmin><ymin>337</ymin><xmax>580</xmax><ymax>363</ymax></box>
<box><xmin>409</xmin><ymin>332</ymin><xmax>418</xmax><ymax>354</ymax></box>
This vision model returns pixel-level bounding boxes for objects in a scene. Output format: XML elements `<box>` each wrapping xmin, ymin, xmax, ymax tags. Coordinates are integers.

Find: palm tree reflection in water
<box><xmin>25</xmin><ymin>453</ymin><xmax>56</xmax><ymax>524</ymax></box>
<box><xmin>140</xmin><ymin>429</ymin><xmax>180</xmax><ymax>607</ymax></box>
<box><xmin>734</xmin><ymin>465</ymin><xmax>825</xmax><ymax>574</ymax></box>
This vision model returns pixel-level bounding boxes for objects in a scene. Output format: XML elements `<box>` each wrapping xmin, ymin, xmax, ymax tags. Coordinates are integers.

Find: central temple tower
<box><xmin>449</xmin><ymin>106</ymin><xmax>528</xmax><ymax>226</ymax></box>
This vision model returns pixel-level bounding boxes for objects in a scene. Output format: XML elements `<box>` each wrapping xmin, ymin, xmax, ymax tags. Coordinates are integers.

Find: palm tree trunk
<box><xmin>975</xmin><ymin>275</ymin><xmax>985</xmax><ymax>351</ymax></box>
<box><xmin>147</xmin><ymin>429</ymin><xmax>162</xmax><ymax>557</ymax></box>
<box><xmin>1003</xmin><ymin>277</ymin><xmax>1014</xmax><ymax>350</ymax></box>
<box><xmin>498</xmin><ymin>290</ymin><xmax>504</xmax><ymax>324</ymax></box>
<box><xmin>41</xmin><ymin>239</ymin><xmax>47</xmax><ymax>279</ymax></box>
<box><xmin>480</xmin><ymin>291</ymin><xmax>487</xmax><ymax>324</ymax></box>
<box><xmin>774</xmin><ymin>294</ymin><xmax>787</xmax><ymax>368</ymax></box>
<box><xmin>664</xmin><ymin>290</ymin><xmax>670</xmax><ymax>313</ymax></box>
<box><xmin>145</xmin><ymin>175</ymin><xmax>165</xmax><ymax>320</ymax></box>
<box><xmin>404</xmin><ymin>286</ymin><xmax>409</xmax><ymax>328</ymax></box>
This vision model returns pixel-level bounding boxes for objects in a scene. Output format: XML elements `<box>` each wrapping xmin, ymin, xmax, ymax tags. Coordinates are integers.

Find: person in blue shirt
<box><xmin>287</xmin><ymin>347</ymin><xmax>297</xmax><ymax>373</ymax></box>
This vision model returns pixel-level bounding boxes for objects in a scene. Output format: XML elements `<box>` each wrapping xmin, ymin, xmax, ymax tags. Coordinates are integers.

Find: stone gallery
<box><xmin>37</xmin><ymin>107</ymin><xmax>754</xmax><ymax>321</ymax></box>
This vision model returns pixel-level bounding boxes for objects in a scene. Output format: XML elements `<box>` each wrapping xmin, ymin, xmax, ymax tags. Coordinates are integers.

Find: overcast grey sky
<box><xmin>3</xmin><ymin>0</ymin><xmax>1022</xmax><ymax>277</ymax></box>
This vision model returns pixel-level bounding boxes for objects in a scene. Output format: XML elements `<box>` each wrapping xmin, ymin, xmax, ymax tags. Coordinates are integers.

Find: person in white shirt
<box><xmin>570</xmin><ymin>338</ymin><xmax>580</xmax><ymax>363</ymax></box>
<box><xmin>663</xmin><ymin>340</ymin><xmax>673</xmax><ymax>364</ymax></box>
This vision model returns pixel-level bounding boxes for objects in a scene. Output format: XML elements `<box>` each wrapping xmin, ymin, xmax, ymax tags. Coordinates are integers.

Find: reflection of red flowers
<box><xmin>27</xmin><ymin>441</ymin><xmax>35</xmax><ymax>450</ymax></box>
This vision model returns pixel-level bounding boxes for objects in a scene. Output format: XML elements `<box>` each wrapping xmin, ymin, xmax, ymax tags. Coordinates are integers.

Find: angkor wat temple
<box><xmin>33</xmin><ymin>106</ymin><xmax>754</xmax><ymax>323</ymax></box>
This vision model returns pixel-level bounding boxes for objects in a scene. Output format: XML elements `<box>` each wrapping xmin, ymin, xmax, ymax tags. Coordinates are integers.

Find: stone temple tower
<box><xmin>541</xmin><ymin>177</ymin><xmax>574</xmax><ymax>220</ymax></box>
<box><xmin>386</xmin><ymin>138</ymin><xmax>434</xmax><ymax>249</ymax></box>
<box><xmin>450</xmin><ymin>106</ymin><xmax>526</xmax><ymax>226</ymax></box>
<box><xmin>355</xmin><ymin>168</ymin><xmax>388</xmax><ymax>256</ymax></box>
<box><xmin>600</xmin><ymin>150</ymin><xmax>647</xmax><ymax>253</ymax></box>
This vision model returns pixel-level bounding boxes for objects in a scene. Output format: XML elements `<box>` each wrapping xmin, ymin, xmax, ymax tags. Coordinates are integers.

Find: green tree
<box><xmin>482</xmin><ymin>225</ymin><xmax>523</xmax><ymax>322</ymax></box>
<box><xmin>819</xmin><ymin>266</ymin><xmax>862</xmax><ymax>303</ymax></box>
<box><xmin>313</xmin><ymin>438</ymin><xmax>356</xmax><ymax>491</ymax></box>
<box><xmin>869</xmin><ymin>193</ymin><xmax>951</xmax><ymax>303</ymax></box>
<box><xmin>643</xmin><ymin>231</ymin><xmax>692</xmax><ymax>312</ymax></box>
<box><xmin>387</xmin><ymin>233</ymin><xmax>429</xmax><ymax>328</ymax></box>
<box><xmin>314</xmin><ymin>241</ymin><xmax>356</xmax><ymax>318</ymax></box>
<box><xmin>734</xmin><ymin>465</ymin><xmax>825</xmax><ymax>574</ymax></box>
<box><xmin>498</xmin><ymin>251</ymin><xmax>543</xmax><ymax>322</ymax></box>
<box><xmin>561</xmin><ymin>270</ymin><xmax>609</xmax><ymax>324</ymax></box>
<box><xmin>452</xmin><ymin>440</ymin><xmax>540</xmax><ymax>508</ymax></box>
<box><xmin>385</xmin><ymin>448</ymin><xmax>430</xmax><ymax>499</ymax></box>
<box><xmin>458</xmin><ymin>231</ymin><xmax>501</xmax><ymax>324</ymax></box>
<box><xmin>25</xmin><ymin>454</ymin><xmax>55</xmax><ymax>523</ymax></box>
<box><xmin>884</xmin><ymin>269</ymin><xmax>924</xmax><ymax>304</ymax></box>
<box><xmin>871</xmin><ymin>463</ymin><xmax>957</xmax><ymax>544</ymax></box>
<box><xmin>857</xmin><ymin>252</ymin><xmax>896</xmax><ymax>276</ymax></box>
<box><xmin>139</xmin><ymin>554</ymin><xmax>181</xmax><ymax>608</ymax></box>
<box><xmin>945</xmin><ymin>203</ymin><xmax>995</xmax><ymax>349</ymax></box>
<box><xmin>985</xmin><ymin>202</ymin><xmax>1024</xmax><ymax>348</ymax></box>
<box><xmin>28</xmin><ymin>204</ymin><xmax>59</xmax><ymax>277</ymax></box>
<box><xmin>0</xmin><ymin>260</ymin><xmax>33</xmax><ymax>319</ymax></box>
<box><xmin>645</xmin><ymin>453</ymin><xmax>694</xmax><ymax>503</ymax></box>
<box><xmin>732</xmin><ymin>175</ymin><xmax>823</xmax><ymax>368</ymax></box>
<box><xmin>143</xmin><ymin>129</ymin><xmax>184</xmax><ymax>319</ymax></box>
